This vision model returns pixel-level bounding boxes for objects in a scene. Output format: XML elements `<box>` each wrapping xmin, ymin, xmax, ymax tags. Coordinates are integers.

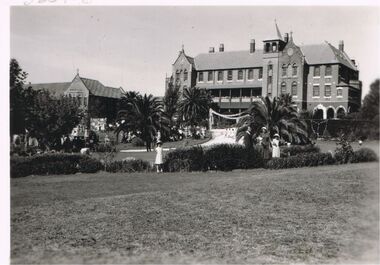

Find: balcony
<box><xmin>349</xmin><ymin>80</ymin><xmax>361</xmax><ymax>89</ymax></box>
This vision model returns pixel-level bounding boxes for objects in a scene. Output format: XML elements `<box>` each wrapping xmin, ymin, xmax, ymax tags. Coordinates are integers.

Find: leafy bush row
<box><xmin>266</xmin><ymin>148</ymin><xmax>378</xmax><ymax>170</ymax></box>
<box><xmin>280</xmin><ymin>144</ymin><xmax>320</xmax><ymax>157</ymax></box>
<box><xmin>10</xmin><ymin>153</ymin><xmax>102</xmax><ymax>178</ymax></box>
<box><xmin>163</xmin><ymin>144</ymin><xmax>263</xmax><ymax>172</ymax></box>
<box><xmin>106</xmin><ymin>159</ymin><xmax>151</xmax><ymax>173</ymax></box>
<box><xmin>94</xmin><ymin>143</ymin><xmax>116</xmax><ymax>153</ymax></box>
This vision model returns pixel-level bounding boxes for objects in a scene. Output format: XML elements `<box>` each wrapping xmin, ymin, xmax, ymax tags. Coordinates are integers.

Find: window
<box><xmin>208</xmin><ymin>71</ymin><xmax>213</xmax><ymax>82</ymax></box>
<box><xmin>248</xmin><ymin>69</ymin><xmax>253</xmax><ymax>80</ymax></box>
<box><xmin>259</xmin><ymin>68</ymin><xmax>263</xmax><ymax>79</ymax></box>
<box><xmin>313</xmin><ymin>85</ymin><xmax>320</xmax><ymax>97</ymax></box>
<box><xmin>199</xmin><ymin>72</ymin><xmax>203</xmax><ymax>82</ymax></box>
<box><xmin>84</xmin><ymin>97</ymin><xmax>87</xmax><ymax>107</ymax></box>
<box><xmin>291</xmin><ymin>82</ymin><xmax>297</xmax><ymax>96</ymax></box>
<box><xmin>227</xmin><ymin>70</ymin><xmax>233</xmax><ymax>81</ymax></box>
<box><xmin>325</xmin><ymin>65</ymin><xmax>332</xmax><ymax>76</ymax></box>
<box><xmin>184</xmin><ymin>70</ymin><xmax>188</xmax><ymax>81</ymax></box>
<box><xmin>337</xmin><ymin>88</ymin><xmax>343</xmax><ymax>97</ymax></box>
<box><xmin>238</xmin><ymin>70</ymin><xmax>244</xmax><ymax>80</ymax></box>
<box><xmin>292</xmin><ymin>64</ymin><xmax>298</xmax><ymax>76</ymax></box>
<box><xmin>282</xmin><ymin>65</ymin><xmax>287</xmax><ymax>77</ymax></box>
<box><xmin>324</xmin><ymin>85</ymin><xmax>331</xmax><ymax>97</ymax></box>
<box><xmin>268</xmin><ymin>76</ymin><xmax>273</xmax><ymax>93</ymax></box>
<box><xmin>217</xmin><ymin>71</ymin><xmax>223</xmax><ymax>81</ymax></box>
<box><xmin>281</xmin><ymin>82</ymin><xmax>287</xmax><ymax>94</ymax></box>
<box><xmin>272</xmin><ymin>42</ymin><xmax>277</xmax><ymax>52</ymax></box>
<box><xmin>268</xmin><ymin>64</ymin><xmax>273</xmax><ymax>76</ymax></box>
<box><xmin>268</xmin><ymin>76</ymin><xmax>272</xmax><ymax>84</ymax></box>
<box><xmin>314</xmin><ymin>66</ymin><xmax>320</xmax><ymax>77</ymax></box>
<box><xmin>265</xmin><ymin>43</ymin><xmax>270</xmax><ymax>53</ymax></box>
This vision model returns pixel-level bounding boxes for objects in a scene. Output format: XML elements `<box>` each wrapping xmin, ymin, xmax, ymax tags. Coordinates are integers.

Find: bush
<box><xmin>106</xmin><ymin>159</ymin><xmax>151</xmax><ymax>173</ymax></box>
<box><xmin>351</xmin><ymin>148</ymin><xmax>378</xmax><ymax>163</ymax></box>
<box><xmin>131</xmin><ymin>137</ymin><xmax>145</xmax><ymax>147</ymax></box>
<box><xmin>334</xmin><ymin>138</ymin><xmax>354</xmax><ymax>164</ymax></box>
<box><xmin>280</xmin><ymin>144</ymin><xmax>320</xmax><ymax>157</ymax></box>
<box><xmin>204</xmin><ymin>144</ymin><xmax>263</xmax><ymax>171</ymax></box>
<box><xmin>95</xmin><ymin>143</ymin><xmax>116</xmax><ymax>153</ymax></box>
<box><xmin>163</xmin><ymin>146</ymin><xmax>204</xmax><ymax>172</ymax></box>
<box><xmin>10</xmin><ymin>153</ymin><xmax>102</xmax><ymax>178</ymax></box>
<box><xmin>266</xmin><ymin>152</ymin><xmax>336</xmax><ymax>170</ymax></box>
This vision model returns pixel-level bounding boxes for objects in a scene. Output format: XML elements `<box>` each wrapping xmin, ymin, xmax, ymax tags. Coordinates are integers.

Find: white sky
<box><xmin>10</xmin><ymin>6</ymin><xmax>380</xmax><ymax>97</ymax></box>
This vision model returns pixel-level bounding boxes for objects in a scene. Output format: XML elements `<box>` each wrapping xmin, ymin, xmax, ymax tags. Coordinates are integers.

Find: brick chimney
<box><xmin>250</xmin><ymin>39</ymin><xmax>255</xmax><ymax>53</ymax></box>
<box><xmin>209</xmin><ymin>47</ymin><xmax>215</xmax><ymax>53</ymax></box>
<box><xmin>219</xmin><ymin>44</ymin><xmax>224</xmax><ymax>52</ymax></box>
<box><xmin>339</xmin><ymin>40</ymin><xmax>344</xmax><ymax>52</ymax></box>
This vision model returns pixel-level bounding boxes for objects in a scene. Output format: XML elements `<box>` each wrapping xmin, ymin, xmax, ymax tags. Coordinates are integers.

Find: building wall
<box><xmin>172</xmin><ymin>51</ymin><xmax>194</xmax><ymax>93</ymax></box>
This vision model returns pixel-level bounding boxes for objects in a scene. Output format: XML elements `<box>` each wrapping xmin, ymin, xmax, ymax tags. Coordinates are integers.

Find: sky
<box><xmin>10</xmin><ymin>5</ymin><xmax>380</xmax><ymax>97</ymax></box>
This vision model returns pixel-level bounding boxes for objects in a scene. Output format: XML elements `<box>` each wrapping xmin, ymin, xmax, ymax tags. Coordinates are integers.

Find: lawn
<box><xmin>11</xmin><ymin>162</ymin><xmax>379</xmax><ymax>264</ymax></box>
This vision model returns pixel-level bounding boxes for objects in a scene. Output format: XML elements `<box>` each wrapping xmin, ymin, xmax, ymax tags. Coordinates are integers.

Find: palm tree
<box><xmin>236</xmin><ymin>95</ymin><xmax>309</xmax><ymax>144</ymax></box>
<box><xmin>178</xmin><ymin>87</ymin><xmax>212</xmax><ymax>136</ymax></box>
<box><xmin>163</xmin><ymin>81</ymin><xmax>180</xmax><ymax>128</ymax></box>
<box><xmin>116</xmin><ymin>93</ymin><xmax>168</xmax><ymax>151</ymax></box>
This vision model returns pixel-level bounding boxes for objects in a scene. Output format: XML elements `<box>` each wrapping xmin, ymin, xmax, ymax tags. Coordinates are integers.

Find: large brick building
<box><xmin>166</xmin><ymin>24</ymin><xmax>362</xmax><ymax>119</ymax></box>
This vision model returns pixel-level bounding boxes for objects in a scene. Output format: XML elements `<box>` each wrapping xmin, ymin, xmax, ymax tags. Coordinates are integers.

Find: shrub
<box><xmin>204</xmin><ymin>144</ymin><xmax>263</xmax><ymax>171</ymax></box>
<box><xmin>163</xmin><ymin>146</ymin><xmax>204</xmax><ymax>172</ymax></box>
<box><xmin>266</xmin><ymin>152</ymin><xmax>336</xmax><ymax>170</ymax></box>
<box><xmin>106</xmin><ymin>159</ymin><xmax>151</xmax><ymax>173</ymax></box>
<box><xmin>78</xmin><ymin>156</ymin><xmax>103</xmax><ymax>173</ymax></box>
<box><xmin>10</xmin><ymin>153</ymin><xmax>102</xmax><ymax>178</ymax></box>
<box><xmin>334</xmin><ymin>138</ymin><xmax>354</xmax><ymax>164</ymax></box>
<box><xmin>351</xmin><ymin>148</ymin><xmax>378</xmax><ymax>163</ymax></box>
<box><xmin>280</xmin><ymin>144</ymin><xmax>320</xmax><ymax>157</ymax></box>
<box><xmin>131</xmin><ymin>137</ymin><xmax>145</xmax><ymax>147</ymax></box>
<box><xmin>95</xmin><ymin>143</ymin><xmax>116</xmax><ymax>153</ymax></box>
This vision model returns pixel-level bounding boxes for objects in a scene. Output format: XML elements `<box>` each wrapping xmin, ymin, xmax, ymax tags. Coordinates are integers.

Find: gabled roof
<box><xmin>194</xmin><ymin>50</ymin><xmax>263</xmax><ymax>71</ymax></box>
<box><xmin>300</xmin><ymin>42</ymin><xmax>357</xmax><ymax>70</ymax></box>
<box><xmin>26</xmin><ymin>82</ymin><xmax>71</xmax><ymax>97</ymax></box>
<box><xmin>80</xmin><ymin>77</ymin><xmax>122</xmax><ymax>99</ymax></box>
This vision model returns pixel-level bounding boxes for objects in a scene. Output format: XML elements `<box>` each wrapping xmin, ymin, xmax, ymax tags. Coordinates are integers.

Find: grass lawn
<box><xmin>11</xmin><ymin>162</ymin><xmax>379</xmax><ymax>264</ymax></box>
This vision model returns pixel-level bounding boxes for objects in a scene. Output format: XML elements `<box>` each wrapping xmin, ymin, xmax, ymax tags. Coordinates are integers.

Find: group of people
<box><xmin>243</xmin><ymin>126</ymin><xmax>281</xmax><ymax>159</ymax></box>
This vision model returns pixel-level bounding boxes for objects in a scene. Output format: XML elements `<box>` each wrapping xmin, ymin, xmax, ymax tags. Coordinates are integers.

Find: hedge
<box><xmin>280</xmin><ymin>144</ymin><xmax>320</xmax><ymax>157</ymax></box>
<box><xmin>163</xmin><ymin>146</ymin><xmax>204</xmax><ymax>172</ymax></box>
<box><xmin>163</xmin><ymin>144</ymin><xmax>263</xmax><ymax>172</ymax></box>
<box><xmin>10</xmin><ymin>153</ymin><xmax>102</xmax><ymax>178</ymax></box>
<box><xmin>351</xmin><ymin>148</ymin><xmax>378</xmax><ymax>163</ymax></box>
<box><xmin>266</xmin><ymin>152</ymin><xmax>336</xmax><ymax>170</ymax></box>
<box><xmin>106</xmin><ymin>159</ymin><xmax>151</xmax><ymax>173</ymax></box>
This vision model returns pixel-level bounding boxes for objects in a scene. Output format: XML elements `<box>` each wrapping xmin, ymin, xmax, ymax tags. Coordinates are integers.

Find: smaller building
<box><xmin>27</xmin><ymin>73</ymin><xmax>124</xmax><ymax>136</ymax></box>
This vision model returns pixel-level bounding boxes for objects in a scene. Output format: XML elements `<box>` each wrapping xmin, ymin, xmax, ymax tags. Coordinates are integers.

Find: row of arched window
<box><xmin>281</xmin><ymin>81</ymin><xmax>298</xmax><ymax>96</ymax></box>
<box><xmin>282</xmin><ymin>64</ymin><xmax>298</xmax><ymax>77</ymax></box>
<box><xmin>175</xmin><ymin>69</ymin><xmax>188</xmax><ymax>82</ymax></box>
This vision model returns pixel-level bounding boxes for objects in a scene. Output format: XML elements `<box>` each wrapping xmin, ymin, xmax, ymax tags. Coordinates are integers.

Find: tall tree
<box><xmin>163</xmin><ymin>81</ymin><xmax>180</xmax><ymax>128</ymax></box>
<box><xmin>116</xmin><ymin>93</ymin><xmax>168</xmax><ymax>151</ymax></box>
<box><xmin>24</xmin><ymin>89</ymin><xmax>84</xmax><ymax>149</ymax></box>
<box><xmin>178</xmin><ymin>86</ymin><xmax>212</xmax><ymax>136</ymax></box>
<box><xmin>10</xmin><ymin>58</ymin><xmax>28</xmax><ymax>135</ymax></box>
<box><xmin>361</xmin><ymin>79</ymin><xmax>379</xmax><ymax>121</ymax></box>
<box><xmin>236</xmin><ymin>95</ymin><xmax>309</xmax><ymax>144</ymax></box>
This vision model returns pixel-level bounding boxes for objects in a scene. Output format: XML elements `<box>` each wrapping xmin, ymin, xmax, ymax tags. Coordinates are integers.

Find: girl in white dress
<box><xmin>272</xmin><ymin>134</ymin><xmax>281</xmax><ymax>158</ymax></box>
<box><xmin>155</xmin><ymin>141</ymin><xmax>163</xmax><ymax>173</ymax></box>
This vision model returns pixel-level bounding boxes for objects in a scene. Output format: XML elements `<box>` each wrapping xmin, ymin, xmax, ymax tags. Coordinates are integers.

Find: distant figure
<box><xmin>272</xmin><ymin>133</ymin><xmax>280</xmax><ymax>158</ymax></box>
<box><xmin>358</xmin><ymin>140</ymin><xmax>363</xmax><ymax>146</ymax></box>
<box><xmin>155</xmin><ymin>141</ymin><xmax>163</xmax><ymax>173</ymax></box>
<box><xmin>243</xmin><ymin>126</ymin><xmax>253</xmax><ymax>149</ymax></box>
<box><xmin>104</xmin><ymin>134</ymin><xmax>110</xmax><ymax>144</ymax></box>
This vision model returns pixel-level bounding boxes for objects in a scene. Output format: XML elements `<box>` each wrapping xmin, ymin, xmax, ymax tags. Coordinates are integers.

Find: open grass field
<box><xmin>11</xmin><ymin>162</ymin><xmax>379</xmax><ymax>264</ymax></box>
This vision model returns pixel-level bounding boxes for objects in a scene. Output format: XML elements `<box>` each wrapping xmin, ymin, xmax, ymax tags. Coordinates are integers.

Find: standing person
<box><xmin>155</xmin><ymin>140</ymin><xmax>163</xmax><ymax>173</ymax></box>
<box><xmin>261</xmin><ymin>127</ymin><xmax>271</xmax><ymax>160</ymax></box>
<box><xmin>243</xmin><ymin>126</ymin><xmax>253</xmax><ymax>149</ymax></box>
<box><xmin>272</xmin><ymin>133</ymin><xmax>281</xmax><ymax>158</ymax></box>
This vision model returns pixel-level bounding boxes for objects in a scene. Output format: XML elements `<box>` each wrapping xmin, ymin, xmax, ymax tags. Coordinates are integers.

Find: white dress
<box><xmin>155</xmin><ymin>146</ymin><xmax>163</xmax><ymax>164</ymax></box>
<box><xmin>272</xmin><ymin>139</ymin><xmax>280</xmax><ymax>158</ymax></box>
